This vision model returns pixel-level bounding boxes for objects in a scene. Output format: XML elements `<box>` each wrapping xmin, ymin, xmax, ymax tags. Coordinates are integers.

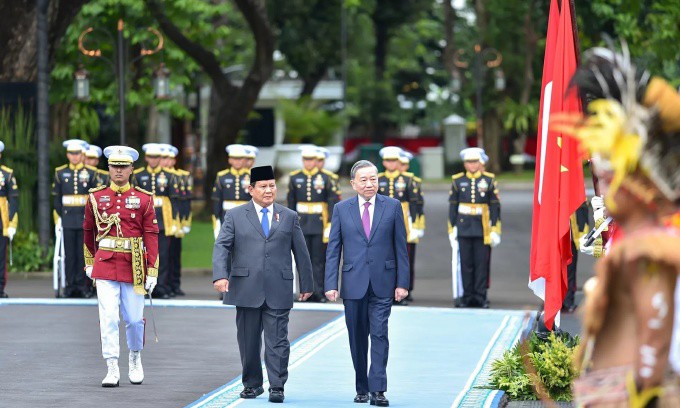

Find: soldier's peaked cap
<box><xmin>104</xmin><ymin>146</ymin><xmax>139</xmax><ymax>165</ymax></box>
<box><xmin>379</xmin><ymin>146</ymin><xmax>403</xmax><ymax>160</ymax></box>
<box><xmin>226</xmin><ymin>144</ymin><xmax>247</xmax><ymax>158</ymax></box>
<box><xmin>250</xmin><ymin>166</ymin><xmax>275</xmax><ymax>183</ymax></box>
<box><xmin>142</xmin><ymin>143</ymin><xmax>164</xmax><ymax>156</ymax></box>
<box><xmin>63</xmin><ymin>139</ymin><xmax>89</xmax><ymax>152</ymax></box>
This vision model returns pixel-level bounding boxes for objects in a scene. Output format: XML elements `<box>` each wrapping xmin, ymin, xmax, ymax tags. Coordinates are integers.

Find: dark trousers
<box><xmin>304</xmin><ymin>234</ymin><xmax>325</xmax><ymax>296</ymax></box>
<box><xmin>459</xmin><ymin>237</ymin><xmax>490</xmax><ymax>306</ymax></box>
<box><xmin>236</xmin><ymin>304</ymin><xmax>290</xmax><ymax>389</ymax></box>
<box><xmin>0</xmin><ymin>236</ymin><xmax>7</xmax><ymax>292</ymax></box>
<box><xmin>169</xmin><ymin>237</ymin><xmax>182</xmax><ymax>292</ymax></box>
<box><xmin>156</xmin><ymin>233</ymin><xmax>171</xmax><ymax>296</ymax></box>
<box><xmin>563</xmin><ymin>240</ymin><xmax>579</xmax><ymax>308</ymax></box>
<box><xmin>343</xmin><ymin>284</ymin><xmax>392</xmax><ymax>393</ymax></box>
<box><xmin>407</xmin><ymin>243</ymin><xmax>416</xmax><ymax>291</ymax></box>
<box><xmin>64</xmin><ymin>228</ymin><xmax>86</xmax><ymax>296</ymax></box>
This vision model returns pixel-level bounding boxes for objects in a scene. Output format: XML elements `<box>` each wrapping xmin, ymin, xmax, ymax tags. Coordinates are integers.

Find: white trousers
<box><xmin>97</xmin><ymin>280</ymin><xmax>145</xmax><ymax>359</ymax></box>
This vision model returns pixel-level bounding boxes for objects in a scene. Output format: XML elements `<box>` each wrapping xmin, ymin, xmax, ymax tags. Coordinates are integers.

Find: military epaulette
<box><xmin>88</xmin><ymin>185</ymin><xmax>107</xmax><ymax>193</ymax></box>
<box><xmin>84</xmin><ymin>164</ymin><xmax>99</xmax><ymax>171</ymax></box>
<box><xmin>164</xmin><ymin>167</ymin><xmax>178</xmax><ymax>175</ymax></box>
<box><xmin>55</xmin><ymin>164</ymin><xmax>68</xmax><ymax>171</ymax></box>
<box><xmin>177</xmin><ymin>169</ymin><xmax>190</xmax><ymax>176</ymax></box>
<box><xmin>452</xmin><ymin>172</ymin><xmax>465</xmax><ymax>180</ymax></box>
<box><xmin>133</xmin><ymin>168</ymin><xmax>145</xmax><ymax>174</ymax></box>
<box><xmin>377</xmin><ymin>172</ymin><xmax>385</xmax><ymax>177</ymax></box>
<box><xmin>413</xmin><ymin>176</ymin><xmax>422</xmax><ymax>183</ymax></box>
<box><xmin>0</xmin><ymin>165</ymin><xmax>13</xmax><ymax>173</ymax></box>
<box><xmin>289</xmin><ymin>169</ymin><xmax>302</xmax><ymax>176</ymax></box>
<box><xmin>483</xmin><ymin>171</ymin><xmax>496</xmax><ymax>178</ymax></box>
<box><xmin>321</xmin><ymin>169</ymin><xmax>339</xmax><ymax>179</ymax></box>
<box><xmin>216</xmin><ymin>169</ymin><xmax>231</xmax><ymax>177</ymax></box>
<box><xmin>97</xmin><ymin>169</ymin><xmax>109</xmax><ymax>175</ymax></box>
<box><xmin>134</xmin><ymin>186</ymin><xmax>153</xmax><ymax>195</ymax></box>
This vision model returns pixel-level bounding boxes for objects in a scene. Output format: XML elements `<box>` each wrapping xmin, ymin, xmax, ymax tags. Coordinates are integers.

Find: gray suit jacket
<box><xmin>213</xmin><ymin>201</ymin><xmax>314</xmax><ymax>309</ymax></box>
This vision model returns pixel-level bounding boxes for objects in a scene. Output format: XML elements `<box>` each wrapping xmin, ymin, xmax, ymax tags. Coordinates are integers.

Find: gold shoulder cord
<box><xmin>89</xmin><ymin>194</ymin><xmax>122</xmax><ymax>240</ymax></box>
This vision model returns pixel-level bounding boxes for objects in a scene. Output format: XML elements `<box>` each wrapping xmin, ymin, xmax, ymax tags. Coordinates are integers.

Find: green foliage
<box><xmin>280</xmin><ymin>97</ymin><xmax>345</xmax><ymax>145</ymax></box>
<box><xmin>8</xmin><ymin>231</ymin><xmax>54</xmax><ymax>272</ymax></box>
<box><xmin>489</xmin><ymin>332</ymin><xmax>580</xmax><ymax>402</ymax></box>
<box><xmin>0</xmin><ymin>104</ymin><xmax>37</xmax><ymax>233</ymax></box>
<box><xmin>501</xmin><ymin>98</ymin><xmax>538</xmax><ymax>135</ymax></box>
<box><xmin>68</xmin><ymin>103</ymin><xmax>100</xmax><ymax>141</ymax></box>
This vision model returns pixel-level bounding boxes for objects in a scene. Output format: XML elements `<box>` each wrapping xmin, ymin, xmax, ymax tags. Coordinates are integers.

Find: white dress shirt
<box><xmin>358</xmin><ymin>194</ymin><xmax>376</xmax><ymax>231</ymax></box>
<box><xmin>253</xmin><ymin>201</ymin><xmax>274</xmax><ymax>226</ymax></box>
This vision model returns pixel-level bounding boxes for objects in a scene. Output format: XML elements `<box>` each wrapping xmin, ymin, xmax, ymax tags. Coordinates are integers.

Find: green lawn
<box><xmin>181</xmin><ymin>221</ymin><xmax>214</xmax><ymax>268</ymax></box>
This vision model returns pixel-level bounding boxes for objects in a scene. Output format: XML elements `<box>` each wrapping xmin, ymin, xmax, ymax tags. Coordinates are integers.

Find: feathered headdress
<box><xmin>552</xmin><ymin>40</ymin><xmax>680</xmax><ymax>208</ymax></box>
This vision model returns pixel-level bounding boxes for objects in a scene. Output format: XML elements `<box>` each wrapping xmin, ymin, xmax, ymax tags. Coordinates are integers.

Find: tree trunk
<box><xmin>442</xmin><ymin>0</ymin><xmax>456</xmax><ymax>75</ymax></box>
<box><xmin>299</xmin><ymin>66</ymin><xmax>327</xmax><ymax>99</ymax></box>
<box><xmin>483</xmin><ymin>111</ymin><xmax>502</xmax><ymax>174</ymax></box>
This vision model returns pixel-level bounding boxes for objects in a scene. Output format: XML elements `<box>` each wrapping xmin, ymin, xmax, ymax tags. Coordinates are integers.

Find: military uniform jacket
<box><xmin>83</xmin><ymin>183</ymin><xmax>159</xmax><ymax>283</ymax></box>
<box><xmin>175</xmin><ymin>168</ymin><xmax>193</xmax><ymax>230</ymax></box>
<box><xmin>0</xmin><ymin>165</ymin><xmax>19</xmax><ymax>237</ymax></box>
<box><xmin>321</xmin><ymin>168</ymin><xmax>342</xmax><ymax>202</ymax></box>
<box><xmin>287</xmin><ymin>168</ymin><xmax>337</xmax><ymax>235</ymax></box>
<box><xmin>52</xmin><ymin>163</ymin><xmax>99</xmax><ymax>229</ymax></box>
<box><xmin>571</xmin><ymin>201</ymin><xmax>590</xmax><ymax>248</ymax></box>
<box><xmin>448</xmin><ymin>171</ymin><xmax>501</xmax><ymax>243</ymax></box>
<box><xmin>133</xmin><ymin>166</ymin><xmax>180</xmax><ymax>235</ymax></box>
<box><xmin>377</xmin><ymin>170</ymin><xmax>419</xmax><ymax>236</ymax></box>
<box><xmin>212</xmin><ymin>168</ymin><xmax>251</xmax><ymax>223</ymax></box>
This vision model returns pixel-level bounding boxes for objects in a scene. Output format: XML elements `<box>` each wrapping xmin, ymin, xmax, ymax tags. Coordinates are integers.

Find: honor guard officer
<box><xmin>85</xmin><ymin>145</ymin><xmax>109</xmax><ymax>187</ymax></box>
<box><xmin>316</xmin><ymin>147</ymin><xmax>342</xmax><ymax>209</ymax></box>
<box><xmin>563</xmin><ymin>201</ymin><xmax>589</xmax><ymax>313</ymax></box>
<box><xmin>448</xmin><ymin>148</ymin><xmax>501</xmax><ymax>308</ymax></box>
<box><xmin>287</xmin><ymin>146</ymin><xmax>338</xmax><ymax>302</ymax></box>
<box><xmin>83</xmin><ymin>145</ymin><xmax>159</xmax><ymax>387</ymax></box>
<box><xmin>0</xmin><ymin>142</ymin><xmax>18</xmax><ymax>298</ymax></box>
<box><xmin>161</xmin><ymin>144</ymin><xmax>190</xmax><ymax>296</ymax></box>
<box><xmin>133</xmin><ymin>143</ymin><xmax>180</xmax><ymax>299</ymax></box>
<box><xmin>243</xmin><ymin>145</ymin><xmax>259</xmax><ymax>169</ymax></box>
<box><xmin>398</xmin><ymin>150</ymin><xmax>424</xmax><ymax>301</ymax></box>
<box><xmin>212</xmin><ymin>144</ymin><xmax>251</xmax><ymax>239</ymax></box>
<box><xmin>53</xmin><ymin>139</ymin><xmax>99</xmax><ymax>298</ymax></box>
<box><xmin>377</xmin><ymin>146</ymin><xmax>418</xmax><ymax>305</ymax></box>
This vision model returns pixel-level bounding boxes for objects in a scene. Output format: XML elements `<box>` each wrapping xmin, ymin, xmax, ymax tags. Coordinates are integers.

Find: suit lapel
<box><xmin>245</xmin><ymin>201</ymin><xmax>266</xmax><ymax>239</ymax></box>
<box><xmin>368</xmin><ymin>194</ymin><xmax>385</xmax><ymax>243</ymax></box>
<box><xmin>349</xmin><ymin>196</ymin><xmax>368</xmax><ymax>243</ymax></box>
<box><xmin>267</xmin><ymin>203</ymin><xmax>284</xmax><ymax>237</ymax></box>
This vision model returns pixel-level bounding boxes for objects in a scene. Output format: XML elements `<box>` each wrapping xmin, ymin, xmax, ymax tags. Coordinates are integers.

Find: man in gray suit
<box><xmin>213</xmin><ymin>165</ymin><xmax>313</xmax><ymax>403</ymax></box>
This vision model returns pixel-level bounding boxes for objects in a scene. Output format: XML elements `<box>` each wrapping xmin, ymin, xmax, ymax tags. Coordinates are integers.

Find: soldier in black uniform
<box><xmin>133</xmin><ymin>143</ymin><xmax>180</xmax><ymax>299</ymax></box>
<box><xmin>161</xmin><ymin>144</ymin><xmax>191</xmax><ymax>296</ymax></box>
<box><xmin>398</xmin><ymin>150</ymin><xmax>423</xmax><ymax>301</ymax></box>
<box><xmin>53</xmin><ymin>139</ymin><xmax>98</xmax><ymax>298</ymax></box>
<box><xmin>0</xmin><ymin>142</ymin><xmax>18</xmax><ymax>298</ymax></box>
<box><xmin>377</xmin><ymin>146</ymin><xmax>418</xmax><ymax>306</ymax></box>
<box><xmin>448</xmin><ymin>148</ymin><xmax>501</xmax><ymax>308</ymax></box>
<box><xmin>85</xmin><ymin>145</ymin><xmax>109</xmax><ymax>187</ymax></box>
<box><xmin>212</xmin><ymin>144</ymin><xmax>251</xmax><ymax>239</ymax></box>
<box><xmin>287</xmin><ymin>146</ymin><xmax>337</xmax><ymax>302</ymax></box>
<box><xmin>563</xmin><ymin>201</ymin><xmax>590</xmax><ymax>313</ymax></box>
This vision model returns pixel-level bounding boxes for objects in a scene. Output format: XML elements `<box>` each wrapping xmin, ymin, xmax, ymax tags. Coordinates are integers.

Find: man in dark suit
<box><xmin>213</xmin><ymin>165</ymin><xmax>313</xmax><ymax>404</ymax></box>
<box><xmin>325</xmin><ymin>160</ymin><xmax>410</xmax><ymax>407</ymax></box>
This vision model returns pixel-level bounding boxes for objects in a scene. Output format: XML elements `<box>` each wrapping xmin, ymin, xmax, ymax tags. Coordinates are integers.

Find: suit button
<box><xmin>266</xmin><ymin>254</ymin><xmax>269</xmax><ymax>258</ymax></box>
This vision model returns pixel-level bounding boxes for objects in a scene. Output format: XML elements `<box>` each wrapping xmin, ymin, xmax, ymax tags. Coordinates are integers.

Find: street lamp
<box><xmin>153</xmin><ymin>63</ymin><xmax>171</xmax><ymax>100</ymax></box>
<box><xmin>76</xmin><ymin>19</ymin><xmax>166</xmax><ymax>145</ymax></box>
<box><xmin>453</xmin><ymin>44</ymin><xmax>503</xmax><ymax>149</ymax></box>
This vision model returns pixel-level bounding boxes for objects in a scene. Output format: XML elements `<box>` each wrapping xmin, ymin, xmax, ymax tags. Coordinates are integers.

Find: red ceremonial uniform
<box><xmin>83</xmin><ymin>183</ymin><xmax>159</xmax><ymax>283</ymax></box>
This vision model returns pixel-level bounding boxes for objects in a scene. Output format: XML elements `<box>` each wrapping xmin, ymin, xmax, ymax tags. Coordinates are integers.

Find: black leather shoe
<box><xmin>406</xmin><ymin>294</ymin><xmax>413</xmax><ymax>301</ymax></box>
<box><xmin>268</xmin><ymin>387</ymin><xmax>285</xmax><ymax>403</ymax></box>
<box><xmin>392</xmin><ymin>299</ymin><xmax>408</xmax><ymax>306</ymax></box>
<box><xmin>159</xmin><ymin>292</ymin><xmax>171</xmax><ymax>300</ymax></box>
<box><xmin>239</xmin><ymin>386</ymin><xmax>264</xmax><ymax>399</ymax></box>
<box><xmin>174</xmin><ymin>289</ymin><xmax>186</xmax><ymax>296</ymax></box>
<box><xmin>0</xmin><ymin>291</ymin><xmax>8</xmax><ymax>298</ymax></box>
<box><xmin>318</xmin><ymin>296</ymin><xmax>328</xmax><ymax>303</ymax></box>
<box><xmin>354</xmin><ymin>393</ymin><xmax>369</xmax><ymax>403</ymax></box>
<box><xmin>369</xmin><ymin>392</ymin><xmax>389</xmax><ymax>406</ymax></box>
<box><xmin>482</xmin><ymin>300</ymin><xmax>490</xmax><ymax>309</ymax></box>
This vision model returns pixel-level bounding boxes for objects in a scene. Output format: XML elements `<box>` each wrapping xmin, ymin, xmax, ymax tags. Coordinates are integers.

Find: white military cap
<box><xmin>104</xmin><ymin>146</ymin><xmax>139</xmax><ymax>165</ymax></box>
<box><xmin>460</xmin><ymin>147</ymin><xmax>485</xmax><ymax>162</ymax></box>
<box><xmin>226</xmin><ymin>144</ymin><xmax>248</xmax><ymax>158</ymax></box>
<box><xmin>243</xmin><ymin>145</ymin><xmax>259</xmax><ymax>158</ymax></box>
<box><xmin>0</xmin><ymin>141</ymin><xmax>5</xmax><ymax>153</ymax></box>
<box><xmin>399</xmin><ymin>150</ymin><xmax>414</xmax><ymax>164</ymax></box>
<box><xmin>142</xmin><ymin>143</ymin><xmax>164</xmax><ymax>156</ymax></box>
<box><xmin>85</xmin><ymin>145</ymin><xmax>102</xmax><ymax>158</ymax></box>
<box><xmin>379</xmin><ymin>146</ymin><xmax>403</xmax><ymax>160</ymax></box>
<box><xmin>160</xmin><ymin>144</ymin><xmax>179</xmax><ymax>158</ymax></box>
<box><xmin>315</xmin><ymin>147</ymin><xmax>330</xmax><ymax>160</ymax></box>
<box><xmin>300</xmin><ymin>145</ymin><xmax>319</xmax><ymax>159</ymax></box>
<box><xmin>63</xmin><ymin>139</ymin><xmax>88</xmax><ymax>152</ymax></box>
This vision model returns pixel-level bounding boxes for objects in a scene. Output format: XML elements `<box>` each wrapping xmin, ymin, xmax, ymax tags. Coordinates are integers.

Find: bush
<box><xmin>8</xmin><ymin>231</ymin><xmax>53</xmax><ymax>272</ymax></box>
<box><xmin>488</xmin><ymin>332</ymin><xmax>579</xmax><ymax>402</ymax></box>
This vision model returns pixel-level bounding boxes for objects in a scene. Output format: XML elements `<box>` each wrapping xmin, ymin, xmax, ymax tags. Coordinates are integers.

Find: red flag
<box><xmin>529</xmin><ymin>0</ymin><xmax>585</xmax><ymax>330</ymax></box>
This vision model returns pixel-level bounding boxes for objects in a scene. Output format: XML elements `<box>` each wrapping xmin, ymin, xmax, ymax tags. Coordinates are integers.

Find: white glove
<box><xmin>448</xmin><ymin>227</ymin><xmax>458</xmax><ymax>246</ymax></box>
<box><xmin>54</xmin><ymin>217</ymin><xmax>62</xmax><ymax>236</ymax></box>
<box><xmin>182</xmin><ymin>226</ymin><xmax>191</xmax><ymax>234</ymax></box>
<box><xmin>323</xmin><ymin>225</ymin><xmax>331</xmax><ymax>240</ymax></box>
<box><xmin>591</xmin><ymin>195</ymin><xmax>604</xmax><ymax>212</ymax></box>
<box><xmin>85</xmin><ymin>266</ymin><xmax>93</xmax><ymax>279</ymax></box>
<box><xmin>579</xmin><ymin>235</ymin><xmax>595</xmax><ymax>256</ymax></box>
<box><xmin>408</xmin><ymin>229</ymin><xmax>420</xmax><ymax>242</ymax></box>
<box><xmin>417</xmin><ymin>228</ymin><xmax>425</xmax><ymax>239</ymax></box>
<box><xmin>593</xmin><ymin>208</ymin><xmax>605</xmax><ymax>221</ymax></box>
<box><xmin>145</xmin><ymin>276</ymin><xmax>157</xmax><ymax>294</ymax></box>
<box><xmin>214</xmin><ymin>220</ymin><xmax>221</xmax><ymax>240</ymax></box>
<box><xmin>7</xmin><ymin>227</ymin><xmax>16</xmax><ymax>241</ymax></box>
<box><xmin>490</xmin><ymin>231</ymin><xmax>501</xmax><ymax>248</ymax></box>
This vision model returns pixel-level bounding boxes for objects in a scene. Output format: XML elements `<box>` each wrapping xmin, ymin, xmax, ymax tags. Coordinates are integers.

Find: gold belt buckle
<box><xmin>115</xmin><ymin>238</ymin><xmax>124</xmax><ymax>248</ymax></box>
